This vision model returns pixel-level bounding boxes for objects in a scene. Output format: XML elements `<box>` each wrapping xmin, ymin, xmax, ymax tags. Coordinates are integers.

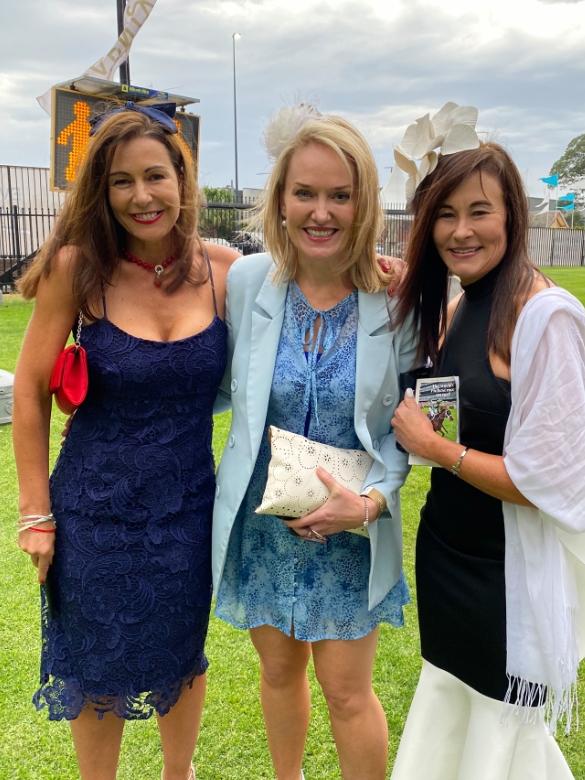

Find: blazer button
<box><xmin>230</xmin><ymin>379</ymin><xmax>238</xmax><ymax>392</ymax></box>
<box><xmin>372</xmin><ymin>439</ymin><xmax>380</xmax><ymax>450</ymax></box>
<box><xmin>215</xmin><ymin>485</ymin><xmax>220</xmax><ymax>498</ymax></box>
<box><xmin>229</xmin><ymin>434</ymin><xmax>236</xmax><ymax>448</ymax></box>
<box><xmin>382</xmin><ymin>394</ymin><xmax>393</xmax><ymax>406</ymax></box>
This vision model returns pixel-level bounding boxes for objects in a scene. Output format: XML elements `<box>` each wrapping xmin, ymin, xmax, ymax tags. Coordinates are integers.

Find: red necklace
<box><xmin>123</xmin><ymin>250</ymin><xmax>177</xmax><ymax>287</ymax></box>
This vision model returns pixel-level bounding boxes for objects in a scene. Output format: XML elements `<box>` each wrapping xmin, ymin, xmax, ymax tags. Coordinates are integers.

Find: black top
<box><xmin>422</xmin><ymin>264</ymin><xmax>511</xmax><ymax>559</ymax></box>
<box><xmin>415</xmin><ymin>264</ymin><xmax>518</xmax><ymax>700</ymax></box>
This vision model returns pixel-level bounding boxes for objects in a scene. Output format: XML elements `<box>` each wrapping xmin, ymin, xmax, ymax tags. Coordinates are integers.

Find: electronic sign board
<box><xmin>51</xmin><ymin>86</ymin><xmax>199</xmax><ymax>191</ymax></box>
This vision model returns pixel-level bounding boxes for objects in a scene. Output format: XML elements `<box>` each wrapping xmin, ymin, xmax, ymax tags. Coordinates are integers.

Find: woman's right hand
<box><xmin>18</xmin><ymin>528</ymin><xmax>55</xmax><ymax>584</ymax></box>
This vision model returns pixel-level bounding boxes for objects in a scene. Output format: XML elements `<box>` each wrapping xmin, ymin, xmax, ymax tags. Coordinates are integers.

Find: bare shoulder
<box><xmin>53</xmin><ymin>244</ymin><xmax>80</xmax><ymax>268</ymax></box>
<box><xmin>36</xmin><ymin>245</ymin><xmax>80</xmax><ymax>305</ymax></box>
<box><xmin>527</xmin><ymin>269</ymin><xmax>552</xmax><ymax>299</ymax></box>
<box><xmin>516</xmin><ymin>269</ymin><xmax>553</xmax><ymax>314</ymax></box>
<box><xmin>202</xmin><ymin>242</ymin><xmax>241</xmax><ymax>318</ymax></box>
<box><xmin>205</xmin><ymin>241</ymin><xmax>241</xmax><ymax>282</ymax></box>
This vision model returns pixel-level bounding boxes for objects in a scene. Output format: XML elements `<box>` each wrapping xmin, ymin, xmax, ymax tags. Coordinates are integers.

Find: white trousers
<box><xmin>391</xmin><ymin>660</ymin><xmax>574</xmax><ymax>780</ymax></box>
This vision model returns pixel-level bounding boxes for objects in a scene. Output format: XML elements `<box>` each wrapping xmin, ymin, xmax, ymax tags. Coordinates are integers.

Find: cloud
<box><xmin>1</xmin><ymin>0</ymin><xmax>584</xmax><ymax>194</ymax></box>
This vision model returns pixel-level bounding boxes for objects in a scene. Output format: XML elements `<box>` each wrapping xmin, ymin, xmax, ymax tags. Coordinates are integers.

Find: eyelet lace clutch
<box><xmin>255</xmin><ymin>426</ymin><xmax>373</xmax><ymax>536</ymax></box>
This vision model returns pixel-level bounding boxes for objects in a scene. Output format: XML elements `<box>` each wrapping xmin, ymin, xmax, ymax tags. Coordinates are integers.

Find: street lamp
<box><xmin>232</xmin><ymin>32</ymin><xmax>241</xmax><ymax>201</ymax></box>
<box><xmin>117</xmin><ymin>0</ymin><xmax>130</xmax><ymax>86</ymax></box>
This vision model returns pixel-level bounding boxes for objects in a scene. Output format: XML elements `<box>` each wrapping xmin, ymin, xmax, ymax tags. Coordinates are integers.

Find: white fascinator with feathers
<box><xmin>394</xmin><ymin>101</ymin><xmax>480</xmax><ymax>202</ymax></box>
<box><xmin>263</xmin><ymin>103</ymin><xmax>322</xmax><ymax>161</ymax></box>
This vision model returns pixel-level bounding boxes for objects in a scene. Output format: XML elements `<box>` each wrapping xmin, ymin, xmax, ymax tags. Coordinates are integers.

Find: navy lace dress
<box><xmin>36</xmin><ymin>283</ymin><xmax>226</xmax><ymax>721</ymax></box>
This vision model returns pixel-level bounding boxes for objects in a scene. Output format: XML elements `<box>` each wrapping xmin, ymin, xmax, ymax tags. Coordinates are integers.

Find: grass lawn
<box><xmin>1</xmin><ymin>267</ymin><xmax>584</xmax><ymax>779</ymax></box>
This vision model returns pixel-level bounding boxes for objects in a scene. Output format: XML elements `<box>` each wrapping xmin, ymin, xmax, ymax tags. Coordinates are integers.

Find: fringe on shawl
<box><xmin>504</xmin><ymin>675</ymin><xmax>579</xmax><ymax>735</ymax></box>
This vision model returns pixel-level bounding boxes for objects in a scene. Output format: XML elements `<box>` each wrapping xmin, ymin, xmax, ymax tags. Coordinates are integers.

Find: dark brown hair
<box><xmin>397</xmin><ymin>141</ymin><xmax>541</xmax><ymax>365</ymax></box>
<box><xmin>19</xmin><ymin>110</ymin><xmax>204</xmax><ymax>316</ymax></box>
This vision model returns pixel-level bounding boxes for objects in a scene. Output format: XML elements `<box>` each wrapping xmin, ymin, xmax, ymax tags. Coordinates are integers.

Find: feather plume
<box><xmin>263</xmin><ymin>103</ymin><xmax>322</xmax><ymax>160</ymax></box>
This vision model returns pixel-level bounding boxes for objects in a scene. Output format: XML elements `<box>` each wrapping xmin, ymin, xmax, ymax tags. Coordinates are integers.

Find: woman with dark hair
<box><xmin>13</xmin><ymin>106</ymin><xmax>238</xmax><ymax>779</ymax></box>
<box><xmin>389</xmin><ymin>105</ymin><xmax>585</xmax><ymax>779</ymax></box>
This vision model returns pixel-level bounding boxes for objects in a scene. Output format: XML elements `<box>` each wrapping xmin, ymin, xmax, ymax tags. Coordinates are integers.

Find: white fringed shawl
<box><xmin>503</xmin><ymin>288</ymin><xmax>585</xmax><ymax>733</ymax></box>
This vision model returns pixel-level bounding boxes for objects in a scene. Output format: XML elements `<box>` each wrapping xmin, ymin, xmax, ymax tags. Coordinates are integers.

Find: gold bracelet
<box><xmin>360</xmin><ymin>489</ymin><xmax>387</xmax><ymax>519</ymax></box>
<box><xmin>450</xmin><ymin>446</ymin><xmax>469</xmax><ymax>477</ymax></box>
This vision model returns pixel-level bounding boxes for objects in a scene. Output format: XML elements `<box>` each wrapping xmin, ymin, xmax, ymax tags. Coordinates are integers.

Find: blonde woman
<box><xmin>212</xmin><ymin>109</ymin><xmax>417</xmax><ymax>780</ymax></box>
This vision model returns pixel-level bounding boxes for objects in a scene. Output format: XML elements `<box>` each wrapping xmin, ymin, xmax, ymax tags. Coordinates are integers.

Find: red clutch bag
<box><xmin>49</xmin><ymin>313</ymin><xmax>89</xmax><ymax>414</ymax></box>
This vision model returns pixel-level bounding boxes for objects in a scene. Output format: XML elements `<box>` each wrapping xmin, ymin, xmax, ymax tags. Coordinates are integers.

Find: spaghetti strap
<box><xmin>100</xmin><ymin>283</ymin><xmax>108</xmax><ymax>320</ymax></box>
<box><xmin>204</xmin><ymin>249</ymin><xmax>219</xmax><ymax>316</ymax></box>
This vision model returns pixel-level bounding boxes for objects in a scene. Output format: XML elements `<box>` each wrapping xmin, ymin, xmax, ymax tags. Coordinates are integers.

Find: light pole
<box><xmin>232</xmin><ymin>32</ymin><xmax>241</xmax><ymax>201</ymax></box>
<box><xmin>117</xmin><ymin>0</ymin><xmax>130</xmax><ymax>86</ymax></box>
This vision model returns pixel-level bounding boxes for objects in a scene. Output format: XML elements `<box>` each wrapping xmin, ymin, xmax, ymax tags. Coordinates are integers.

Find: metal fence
<box><xmin>0</xmin><ymin>166</ymin><xmax>66</xmax><ymax>290</ymax></box>
<box><xmin>528</xmin><ymin>226</ymin><xmax>585</xmax><ymax>267</ymax></box>
<box><xmin>1</xmin><ymin>164</ymin><xmax>584</xmax><ymax>291</ymax></box>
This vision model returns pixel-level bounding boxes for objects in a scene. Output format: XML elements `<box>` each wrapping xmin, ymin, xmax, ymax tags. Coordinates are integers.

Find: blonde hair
<box><xmin>254</xmin><ymin>115</ymin><xmax>388</xmax><ymax>293</ymax></box>
<box><xmin>19</xmin><ymin>109</ymin><xmax>204</xmax><ymax>314</ymax></box>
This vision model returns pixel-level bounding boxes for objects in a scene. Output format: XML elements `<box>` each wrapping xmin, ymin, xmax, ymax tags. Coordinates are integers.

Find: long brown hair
<box><xmin>252</xmin><ymin>115</ymin><xmax>390</xmax><ymax>293</ymax></box>
<box><xmin>397</xmin><ymin>142</ymin><xmax>540</xmax><ymax>365</ymax></box>
<box><xmin>19</xmin><ymin>110</ymin><xmax>204</xmax><ymax>316</ymax></box>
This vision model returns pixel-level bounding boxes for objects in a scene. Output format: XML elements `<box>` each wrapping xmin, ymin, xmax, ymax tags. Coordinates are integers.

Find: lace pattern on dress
<box><xmin>38</xmin><ymin>315</ymin><xmax>225</xmax><ymax>720</ymax></box>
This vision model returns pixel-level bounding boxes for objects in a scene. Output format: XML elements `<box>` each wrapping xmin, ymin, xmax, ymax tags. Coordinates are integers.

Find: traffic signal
<box><xmin>51</xmin><ymin>85</ymin><xmax>200</xmax><ymax>191</ymax></box>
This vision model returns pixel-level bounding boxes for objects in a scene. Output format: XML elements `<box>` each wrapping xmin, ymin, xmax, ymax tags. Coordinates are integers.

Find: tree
<box><xmin>202</xmin><ymin>186</ymin><xmax>234</xmax><ymax>204</ymax></box>
<box><xmin>199</xmin><ymin>186</ymin><xmax>240</xmax><ymax>243</ymax></box>
<box><xmin>550</xmin><ymin>134</ymin><xmax>585</xmax><ymax>215</ymax></box>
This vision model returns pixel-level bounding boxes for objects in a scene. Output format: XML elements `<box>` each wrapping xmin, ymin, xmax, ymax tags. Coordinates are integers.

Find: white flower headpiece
<box><xmin>394</xmin><ymin>101</ymin><xmax>480</xmax><ymax>202</ymax></box>
<box><xmin>263</xmin><ymin>103</ymin><xmax>322</xmax><ymax>161</ymax></box>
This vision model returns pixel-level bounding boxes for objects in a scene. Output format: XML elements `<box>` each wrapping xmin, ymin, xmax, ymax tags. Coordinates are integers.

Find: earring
<box><xmin>281</xmin><ymin>218</ymin><xmax>287</xmax><ymax>228</ymax></box>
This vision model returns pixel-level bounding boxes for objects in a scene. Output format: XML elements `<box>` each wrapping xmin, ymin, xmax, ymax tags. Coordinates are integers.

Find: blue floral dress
<box><xmin>36</xmin><ymin>285</ymin><xmax>226</xmax><ymax>720</ymax></box>
<box><xmin>216</xmin><ymin>282</ymin><xmax>408</xmax><ymax>641</ymax></box>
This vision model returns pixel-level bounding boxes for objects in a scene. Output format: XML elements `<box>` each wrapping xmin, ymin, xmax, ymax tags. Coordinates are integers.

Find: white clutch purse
<box><xmin>255</xmin><ymin>425</ymin><xmax>373</xmax><ymax>537</ymax></box>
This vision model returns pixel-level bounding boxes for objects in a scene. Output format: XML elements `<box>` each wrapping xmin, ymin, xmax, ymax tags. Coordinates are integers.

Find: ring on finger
<box><xmin>309</xmin><ymin>527</ymin><xmax>325</xmax><ymax>542</ymax></box>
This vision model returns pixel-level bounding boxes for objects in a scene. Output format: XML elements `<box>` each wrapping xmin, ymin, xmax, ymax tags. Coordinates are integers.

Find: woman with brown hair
<box><xmin>13</xmin><ymin>105</ymin><xmax>238</xmax><ymax>780</ymax></box>
<box><xmin>389</xmin><ymin>105</ymin><xmax>585</xmax><ymax>779</ymax></box>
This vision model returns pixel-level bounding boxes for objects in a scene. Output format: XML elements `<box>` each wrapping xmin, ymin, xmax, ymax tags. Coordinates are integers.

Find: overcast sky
<box><xmin>1</xmin><ymin>0</ymin><xmax>584</xmax><ymax>197</ymax></box>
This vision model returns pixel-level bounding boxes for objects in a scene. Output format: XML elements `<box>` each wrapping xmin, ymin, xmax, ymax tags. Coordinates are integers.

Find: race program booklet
<box><xmin>408</xmin><ymin>376</ymin><xmax>460</xmax><ymax>467</ymax></box>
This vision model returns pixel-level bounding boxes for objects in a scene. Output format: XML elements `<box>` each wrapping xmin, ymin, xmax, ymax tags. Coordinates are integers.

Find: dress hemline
<box><xmin>33</xmin><ymin>658</ymin><xmax>209</xmax><ymax>722</ymax></box>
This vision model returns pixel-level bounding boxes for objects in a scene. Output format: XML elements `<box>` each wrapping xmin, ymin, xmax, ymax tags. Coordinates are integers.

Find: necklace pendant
<box><xmin>123</xmin><ymin>250</ymin><xmax>176</xmax><ymax>286</ymax></box>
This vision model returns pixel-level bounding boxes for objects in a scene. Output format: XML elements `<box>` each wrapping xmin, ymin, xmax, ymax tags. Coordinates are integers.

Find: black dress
<box><xmin>416</xmin><ymin>264</ymin><xmax>512</xmax><ymax>700</ymax></box>
<box><xmin>392</xmin><ymin>268</ymin><xmax>575</xmax><ymax>780</ymax></box>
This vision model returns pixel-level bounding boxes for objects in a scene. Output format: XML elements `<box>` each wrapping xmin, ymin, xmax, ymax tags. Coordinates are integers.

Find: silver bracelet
<box><xmin>450</xmin><ymin>447</ymin><xmax>469</xmax><ymax>478</ymax></box>
<box><xmin>362</xmin><ymin>496</ymin><xmax>369</xmax><ymax>530</ymax></box>
<box><xmin>18</xmin><ymin>514</ymin><xmax>56</xmax><ymax>532</ymax></box>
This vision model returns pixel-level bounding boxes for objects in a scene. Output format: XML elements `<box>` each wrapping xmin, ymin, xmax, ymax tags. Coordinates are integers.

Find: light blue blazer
<box><xmin>212</xmin><ymin>253</ymin><xmax>418</xmax><ymax>610</ymax></box>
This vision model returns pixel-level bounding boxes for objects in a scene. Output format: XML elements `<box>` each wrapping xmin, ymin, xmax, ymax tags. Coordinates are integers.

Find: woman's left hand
<box><xmin>391</xmin><ymin>390</ymin><xmax>437</xmax><ymax>459</ymax></box>
<box><xmin>285</xmin><ymin>467</ymin><xmax>370</xmax><ymax>539</ymax></box>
